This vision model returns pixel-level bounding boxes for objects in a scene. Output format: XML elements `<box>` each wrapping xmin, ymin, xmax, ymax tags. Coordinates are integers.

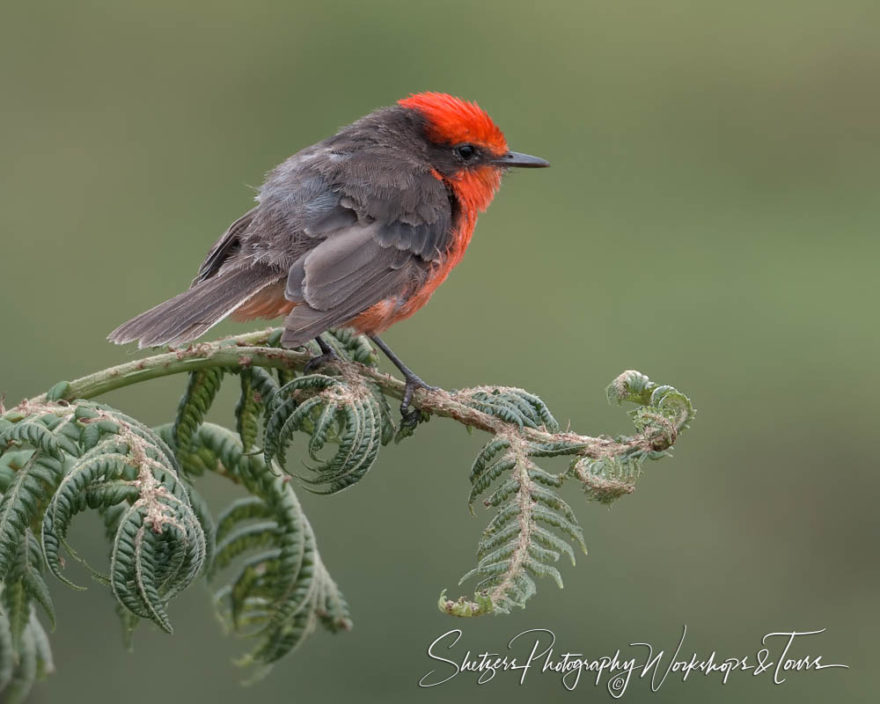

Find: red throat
<box><xmin>448</xmin><ymin>165</ymin><xmax>503</xmax><ymax>215</ymax></box>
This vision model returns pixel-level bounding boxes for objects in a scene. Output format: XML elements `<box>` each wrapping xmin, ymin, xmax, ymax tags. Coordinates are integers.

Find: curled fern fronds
<box><xmin>0</xmin><ymin>400</ymin><xmax>205</xmax><ymax>699</ymax></box>
<box><xmin>569</xmin><ymin>369</ymin><xmax>696</xmax><ymax>503</ymax></box>
<box><xmin>606</xmin><ymin>369</ymin><xmax>694</xmax><ymax>446</ymax></box>
<box><xmin>1</xmin><ymin>325</ymin><xmax>695</xmax><ymax>693</ymax></box>
<box><xmin>41</xmin><ymin>404</ymin><xmax>206</xmax><ymax>631</ymax></box>
<box><xmin>0</xmin><ymin>400</ymin><xmax>207</xmax><ymax>639</ymax></box>
<box><xmin>0</xmin><ymin>526</ymin><xmax>56</xmax><ymax>703</ymax></box>
<box><xmin>446</xmin><ymin>371</ymin><xmax>693</xmax><ymax>616</ymax></box>
<box><xmin>263</xmin><ymin>374</ymin><xmax>392</xmax><ymax>493</ymax></box>
<box><xmin>164</xmin><ymin>423</ymin><xmax>351</xmax><ymax>672</ymax></box>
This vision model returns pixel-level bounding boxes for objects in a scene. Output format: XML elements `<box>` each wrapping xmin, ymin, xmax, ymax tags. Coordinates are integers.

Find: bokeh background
<box><xmin>1</xmin><ymin>1</ymin><xmax>878</xmax><ymax>702</ymax></box>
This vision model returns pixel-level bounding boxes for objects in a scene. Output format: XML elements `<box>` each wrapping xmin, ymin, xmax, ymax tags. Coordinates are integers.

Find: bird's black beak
<box><xmin>493</xmin><ymin>151</ymin><xmax>550</xmax><ymax>168</ymax></box>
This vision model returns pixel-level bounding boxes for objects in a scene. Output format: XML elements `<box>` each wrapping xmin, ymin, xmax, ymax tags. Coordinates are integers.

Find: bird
<box><xmin>109</xmin><ymin>92</ymin><xmax>549</xmax><ymax>422</ymax></box>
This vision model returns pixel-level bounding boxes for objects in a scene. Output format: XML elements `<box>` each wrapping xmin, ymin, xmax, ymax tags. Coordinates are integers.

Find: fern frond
<box><xmin>108</xmin><ymin>491</ymin><xmax>205</xmax><ymax>632</ymax></box>
<box><xmin>456</xmin><ymin>433</ymin><xmax>585</xmax><ymax>614</ymax></box>
<box><xmin>321</xmin><ymin>328</ymin><xmax>380</xmax><ymax>366</ymax></box>
<box><xmin>262</xmin><ymin>374</ymin><xmax>391</xmax><ymax>493</ymax></box>
<box><xmin>0</xmin><ymin>401</ymin><xmax>209</xmax><ymax>638</ymax></box>
<box><xmin>461</xmin><ymin>387</ymin><xmax>559</xmax><ymax>431</ymax></box>
<box><xmin>215</xmin><ymin>496</ymin><xmax>273</xmax><ymax>543</ymax></box>
<box><xmin>235</xmin><ymin>367</ymin><xmax>277</xmax><ymax>451</ymax></box>
<box><xmin>0</xmin><ymin>603</ymin><xmax>53</xmax><ymax>702</ymax></box>
<box><xmin>0</xmin><ymin>604</ymin><xmax>13</xmax><ymax>692</ymax></box>
<box><xmin>568</xmin><ymin>370</ymin><xmax>697</xmax><ymax>503</ymax></box>
<box><xmin>446</xmin><ymin>371</ymin><xmax>693</xmax><ymax>617</ymax></box>
<box><xmin>0</xmin><ymin>325</ymin><xmax>695</xmax><ymax>692</ymax></box>
<box><xmin>22</xmin><ymin>533</ymin><xmax>55</xmax><ymax>628</ymax></box>
<box><xmin>212</xmin><ymin>520</ymin><xmax>279</xmax><ymax>574</ymax></box>
<box><xmin>0</xmin><ymin>452</ymin><xmax>64</xmax><ymax>581</ymax></box>
<box><xmin>166</xmin><ymin>423</ymin><xmax>351</xmax><ymax>671</ymax></box>
<box><xmin>173</xmin><ymin>368</ymin><xmax>225</xmax><ymax>451</ymax></box>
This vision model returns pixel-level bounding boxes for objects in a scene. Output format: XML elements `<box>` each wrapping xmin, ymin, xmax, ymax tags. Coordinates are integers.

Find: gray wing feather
<box><xmin>299</xmin><ymin>226</ymin><xmax>409</xmax><ymax>308</ymax></box>
<box><xmin>109</xmin><ymin>263</ymin><xmax>281</xmax><ymax>348</ymax></box>
<box><xmin>194</xmin><ymin>207</ymin><xmax>257</xmax><ymax>284</ymax></box>
<box><xmin>286</xmin><ymin>224</ymin><xmax>416</xmax><ymax>308</ymax></box>
<box><xmin>281</xmin><ymin>264</ymin><xmax>412</xmax><ymax>348</ymax></box>
<box><xmin>282</xmin><ymin>222</ymin><xmax>424</xmax><ymax>347</ymax></box>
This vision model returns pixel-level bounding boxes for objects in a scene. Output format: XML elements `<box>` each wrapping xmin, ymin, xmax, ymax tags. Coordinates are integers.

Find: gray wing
<box><xmin>281</xmin><ymin>225</ymin><xmax>417</xmax><ymax>346</ymax></box>
<box><xmin>193</xmin><ymin>207</ymin><xmax>257</xmax><ymax>284</ymax></box>
<box><xmin>277</xmin><ymin>162</ymin><xmax>454</xmax><ymax>347</ymax></box>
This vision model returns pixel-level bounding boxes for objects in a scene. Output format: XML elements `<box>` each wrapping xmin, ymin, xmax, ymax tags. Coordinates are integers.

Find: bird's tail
<box><xmin>108</xmin><ymin>264</ymin><xmax>283</xmax><ymax>349</ymax></box>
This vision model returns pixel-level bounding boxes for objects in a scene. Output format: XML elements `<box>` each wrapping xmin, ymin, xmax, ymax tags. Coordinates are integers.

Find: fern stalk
<box><xmin>34</xmin><ymin>329</ymin><xmax>688</xmax><ymax>460</ymax></box>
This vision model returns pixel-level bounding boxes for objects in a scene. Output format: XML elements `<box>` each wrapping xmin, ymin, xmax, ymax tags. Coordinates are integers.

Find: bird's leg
<box><xmin>369</xmin><ymin>335</ymin><xmax>437</xmax><ymax>428</ymax></box>
<box><xmin>304</xmin><ymin>335</ymin><xmax>339</xmax><ymax>373</ymax></box>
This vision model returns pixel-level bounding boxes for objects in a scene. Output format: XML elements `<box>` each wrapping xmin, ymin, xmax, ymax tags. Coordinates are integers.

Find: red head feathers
<box><xmin>398</xmin><ymin>92</ymin><xmax>508</xmax><ymax>156</ymax></box>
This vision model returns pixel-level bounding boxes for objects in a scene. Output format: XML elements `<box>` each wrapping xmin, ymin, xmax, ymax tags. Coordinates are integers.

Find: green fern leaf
<box><xmin>173</xmin><ymin>368</ymin><xmax>225</xmax><ymax>452</ymax></box>
<box><xmin>455</xmin><ymin>435</ymin><xmax>587</xmax><ymax>614</ymax></box>
<box><xmin>0</xmin><ymin>604</ymin><xmax>14</xmax><ymax>693</ymax></box>
<box><xmin>461</xmin><ymin>387</ymin><xmax>559</xmax><ymax>431</ymax></box>
<box><xmin>171</xmin><ymin>423</ymin><xmax>351</xmax><ymax>671</ymax></box>
<box><xmin>263</xmin><ymin>374</ymin><xmax>386</xmax><ymax>493</ymax></box>
<box><xmin>235</xmin><ymin>367</ymin><xmax>277</xmax><ymax>451</ymax></box>
<box><xmin>1</xmin><ymin>621</ymin><xmax>36</xmax><ymax>704</ymax></box>
<box><xmin>0</xmin><ymin>453</ymin><xmax>64</xmax><ymax>581</ymax></box>
<box><xmin>215</xmin><ymin>497</ymin><xmax>273</xmax><ymax>543</ymax></box>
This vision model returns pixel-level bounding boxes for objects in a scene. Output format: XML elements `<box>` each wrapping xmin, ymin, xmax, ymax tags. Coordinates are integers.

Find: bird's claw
<box><xmin>399</xmin><ymin>374</ymin><xmax>436</xmax><ymax>432</ymax></box>
<box><xmin>304</xmin><ymin>348</ymin><xmax>339</xmax><ymax>374</ymax></box>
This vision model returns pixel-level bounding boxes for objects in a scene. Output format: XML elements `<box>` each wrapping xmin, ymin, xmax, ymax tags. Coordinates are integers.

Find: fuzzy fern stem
<box><xmin>35</xmin><ymin>329</ymin><xmax>686</xmax><ymax>459</ymax></box>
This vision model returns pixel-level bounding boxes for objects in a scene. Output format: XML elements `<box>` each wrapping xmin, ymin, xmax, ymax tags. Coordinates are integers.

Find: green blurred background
<box><xmin>1</xmin><ymin>1</ymin><xmax>878</xmax><ymax>702</ymax></box>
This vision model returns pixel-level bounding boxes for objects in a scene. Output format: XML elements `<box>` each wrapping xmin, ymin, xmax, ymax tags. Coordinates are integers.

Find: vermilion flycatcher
<box><xmin>109</xmin><ymin>92</ymin><xmax>549</xmax><ymax>419</ymax></box>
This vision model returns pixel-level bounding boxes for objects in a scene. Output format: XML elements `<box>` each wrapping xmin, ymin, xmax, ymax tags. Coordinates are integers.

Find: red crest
<box><xmin>399</xmin><ymin>92</ymin><xmax>508</xmax><ymax>155</ymax></box>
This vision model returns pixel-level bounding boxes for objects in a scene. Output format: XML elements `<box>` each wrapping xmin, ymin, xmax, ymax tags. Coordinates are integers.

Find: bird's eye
<box><xmin>455</xmin><ymin>144</ymin><xmax>478</xmax><ymax>161</ymax></box>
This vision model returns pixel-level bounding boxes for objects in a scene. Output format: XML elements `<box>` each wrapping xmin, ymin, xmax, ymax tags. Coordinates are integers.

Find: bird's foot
<box><xmin>399</xmin><ymin>373</ymin><xmax>437</xmax><ymax>432</ymax></box>
<box><xmin>366</xmin><ymin>334</ymin><xmax>437</xmax><ymax>435</ymax></box>
<box><xmin>304</xmin><ymin>336</ymin><xmax>340</xmax><ymax>374</ymax></box>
